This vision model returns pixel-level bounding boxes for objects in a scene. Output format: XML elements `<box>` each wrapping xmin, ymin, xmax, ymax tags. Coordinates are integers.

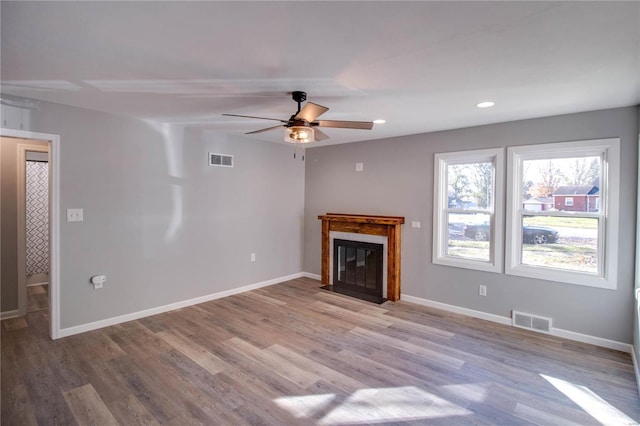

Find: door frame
<box><xmin>1</xmin><ymin>128</ymin><xmax>60</xmax><ymax>339</ymax></box>
<box><xmin>17</xmin><ymin>143</ymin><xmax>49</xmax><ymax>317</ymax></box>
<box><xmin>635</xmin><ymin>131</ymin><xmax>640</xmax><ymax>397</ymax></box>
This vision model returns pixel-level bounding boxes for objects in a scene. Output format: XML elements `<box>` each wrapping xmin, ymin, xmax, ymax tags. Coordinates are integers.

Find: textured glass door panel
<box><xmin>356</xmin><ymin>248</ymin><xmax>366</xmax><ymax>287</ymax></box>
<box><xmin>346</xmin><ymin>246</ymin><xmax>356</xmax><ymax>285</ymax></box>
<box><xmin>337</xmin><ymin>246</ymin><xmax>346</xmax><ymax>282</ymax></box>
<box><xmin>366</xmin><ymin>250</ymin><xmax>377</xmax><ymax>289</ymax></box>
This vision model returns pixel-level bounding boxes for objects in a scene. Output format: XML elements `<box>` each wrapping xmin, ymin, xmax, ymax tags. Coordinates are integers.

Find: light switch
<box><xmin>411</xmin><ymin>221</ymin><xmax>421</xmax><ymax>228</ymax></box>
<box><xmin>91</xmin><ymin>274</ymin><xmax>106</xmax><ymax>289</ymax></box>
<box><xmin>67</xmin><ymin>208</ymin><xmax>83</xmax><ymax>222</ymax></box>
<box><xmin>355</xmin><ymin>162</ymin><xmax>364</xmax><ymax>172</ymax></box>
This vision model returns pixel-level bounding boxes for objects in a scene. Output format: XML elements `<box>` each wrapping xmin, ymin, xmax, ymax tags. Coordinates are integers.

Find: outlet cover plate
<box><xmin>67</xmin><ymin>208</ymin><xmax>83</xmax><ymax>222</ymax></box>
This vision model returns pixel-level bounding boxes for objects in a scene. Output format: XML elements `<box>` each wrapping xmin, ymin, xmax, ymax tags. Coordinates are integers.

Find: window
<box><xmin>506</xmin><ymin>139</ymin><xmax>619</xmax><ymax>289</ymax></box>
<box><xmin>433</xmin><ymin>148</ymin><xmax>504</xmax><ymax>272</ymax></box>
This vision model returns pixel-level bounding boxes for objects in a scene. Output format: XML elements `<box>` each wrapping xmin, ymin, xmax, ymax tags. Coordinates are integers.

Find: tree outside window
<box><xmin>433</xmin><ymin>148</ymin><xmax>503</xmax><ymax>272</ymax></box>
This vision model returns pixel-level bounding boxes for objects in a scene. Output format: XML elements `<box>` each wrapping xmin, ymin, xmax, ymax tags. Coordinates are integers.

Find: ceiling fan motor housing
<box><xmin>292</xmin><ymin>91</ymin><xmax>307</xmax><ymax>103</ymax></box>
<box><xmin>288</xmin><ymin>117</ymin><xmax>309</xmax><ymax>127</ymax></box>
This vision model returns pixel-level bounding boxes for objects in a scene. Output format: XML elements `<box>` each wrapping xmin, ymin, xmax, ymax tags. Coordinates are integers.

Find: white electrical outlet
<box><xmin>250</xmin><ymin>253</ymin><xmax>256</xmax><ymax>262</ymax></box>
<box><xmin>355</xmin><ymin>162</ymin><xmax>364</xmax><ymax>172</ymax></box>
<box><xmin>67</xmin><ymin>208</ymin><xmax>84</xmax><ymax>222</ymax></box>
<box><xmin>479</xmin><ymin>285</ymin><xmax>487</xmax><ymax>296</ymax></box>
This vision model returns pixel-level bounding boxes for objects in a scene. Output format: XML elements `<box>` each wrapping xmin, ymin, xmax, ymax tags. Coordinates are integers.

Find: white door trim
<box><xmin>635</xmin><ymin>133</ymin><xmax>640</xmax><ymax>397</ymax></box>
<box><xmin>1</xmin><ymin>128</ymin><xmax>60</xmax><ymax>339</ymax></box>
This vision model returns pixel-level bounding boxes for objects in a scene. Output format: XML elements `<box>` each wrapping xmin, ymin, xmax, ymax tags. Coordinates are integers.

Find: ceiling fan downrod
<box><xmin>291</xmin><ymin>91</ymin><xmax>307</xmax><ymax>115</ymax></box>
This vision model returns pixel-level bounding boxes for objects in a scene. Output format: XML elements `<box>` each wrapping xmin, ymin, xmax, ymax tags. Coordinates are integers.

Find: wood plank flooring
<box><xmin>2</xmin><ymin>277</ymin><xmax>639</xmax><ymax>425</ymax></box>
<box><xmin>27</xmin><ymin>284</ymin><xmax>48</xmax><ymax>313</ymax></box>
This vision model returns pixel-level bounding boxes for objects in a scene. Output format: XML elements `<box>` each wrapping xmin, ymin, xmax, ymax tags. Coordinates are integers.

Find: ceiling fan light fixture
<box><xmin>285</xmin><ymin>126</ymin><xmax>314</xmax><ymax>143</ymax></box>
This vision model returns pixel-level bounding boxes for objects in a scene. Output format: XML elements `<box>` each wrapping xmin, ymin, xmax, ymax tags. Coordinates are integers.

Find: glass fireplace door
<box><xmin>334</xmin><ymin>239</ymin><xmax>383</xmax><ymax>300</ymax></box>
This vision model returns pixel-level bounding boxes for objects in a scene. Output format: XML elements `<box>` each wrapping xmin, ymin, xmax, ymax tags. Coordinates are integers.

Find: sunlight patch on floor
<box><xmin>273</xmin><ymin>394</ymin><xmax>337</xmax><ymax>419</ymax></box>
<box><xmin>541</xmin><ymin>374</ymin><xmax>637</xmax><ymax>425</ymax></box>
<box><xmin>274</xmin><ymin>386</ymin><xmax>471</xmax><ymax>425</ymax></box>
<box><xmin>439</xmin><ymin>383</ymin><xmax>489</xmax><ymax>403</ymax></box>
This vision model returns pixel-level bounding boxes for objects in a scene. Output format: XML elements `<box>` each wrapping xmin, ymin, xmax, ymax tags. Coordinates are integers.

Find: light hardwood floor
<box><xmin>2</xmin><ymin>277</ymin><xmax>639</xmax><ymax>425</ymax></box>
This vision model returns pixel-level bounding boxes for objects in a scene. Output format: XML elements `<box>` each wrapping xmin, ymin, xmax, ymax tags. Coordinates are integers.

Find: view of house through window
<box><xmin>435</xmin><ymin>139</ymin><xmax>617</xmax><ymax>287</ymax></box>
<box><xmin>519</xmin><ymin>156</ymin><xmax>601</xmax><ymax>274</ymax></box>
<box><xmin>506</xmin><ymin>138</ymin><xmax>619</xmax><ymax>289</ymax></box>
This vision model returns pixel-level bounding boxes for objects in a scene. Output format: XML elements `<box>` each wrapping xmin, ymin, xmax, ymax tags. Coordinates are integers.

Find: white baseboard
<box><xmin>401</xmin><ymin>294</ymin><xmax>512</xmax><ymax>325</ymax></box>
<box><xmin>302</xmin><ymin>272</ymin><xmax>321</xmax><ymax>281</ymax></box>
<box><xmin>51</xmin><ymin>273</ymin><xmax>636</xmax><ymax>356</ymax></box>
<box><xmin>401</xmin><ymin>294</ymin><xmax>632</xmax><ymax>353</ymax></box>
<box><xmin>0</xmin><ymin>309</ymin><xmax>20</xmax><ymax>320</ymax></box>
<box><xmin>632</xmin><ymin>347</ymin><xmax>640</xmax><ymax>398</ymax></box>
<box><xmin>57</xmin><ymin>272</ymin><xmax>305</xmax><ymax>338</ymax></box>
<box><xmin>550</xmin><ymin>328</ymin><xmax>632</xmax><ymax>353</ymax></box>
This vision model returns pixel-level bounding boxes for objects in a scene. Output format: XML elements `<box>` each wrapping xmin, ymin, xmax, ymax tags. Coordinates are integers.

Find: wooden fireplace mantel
<box><xmin>318</xmin><ymin>213</ymin><xmax>405</xmax><ymax>301</ymax></box>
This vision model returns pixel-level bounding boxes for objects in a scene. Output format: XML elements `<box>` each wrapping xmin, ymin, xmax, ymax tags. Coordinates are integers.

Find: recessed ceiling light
<box><xmin>373</xmin><ymin>119</ymin><xmax>386</xmax><ymax>124</ymax></box>
<box><xmin>477</xmin><ymin>101</ymin><xmax>495</xmax><ymax>108</ymax></box>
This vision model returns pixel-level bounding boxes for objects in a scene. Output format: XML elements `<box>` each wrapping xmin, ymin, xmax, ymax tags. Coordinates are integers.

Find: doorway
<box><xmin>0</xmin><ymin>129</ymin><xmax>60</xmax><ymax>339</ymax></box>
<box><xmin>24</xmin><ymin>149</ymin><xmax>50</xmax><ymax>313</ymax></box>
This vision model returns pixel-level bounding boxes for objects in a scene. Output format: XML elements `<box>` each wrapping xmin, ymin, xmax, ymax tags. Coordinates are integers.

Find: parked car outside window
<box><xmin>463</xmin><ymin>223</ymin><xmax>559</xmax><ymax>244</ymax></box>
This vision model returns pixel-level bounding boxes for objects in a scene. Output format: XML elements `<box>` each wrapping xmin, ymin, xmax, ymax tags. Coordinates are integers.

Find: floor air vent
<box><xmin>209</xmin><ymin>153</ymin><xmax>233</xmax><ymax>168</ymax></box>
<box><xmin>512</xmin><ymin>311</ymin><xmax>552</xmax><ymax>334</ymax></box>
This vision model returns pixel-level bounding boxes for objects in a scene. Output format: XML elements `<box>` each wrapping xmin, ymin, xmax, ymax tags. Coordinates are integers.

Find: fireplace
<box><xmin>332</xmin><ymin>239</ymin><xmax>384</xmax><ymax>303</ymax></box>
<box><xmin>318</xmin><ymin>213</ymin><xmax>405</xmax><ymax>302</ymax></box>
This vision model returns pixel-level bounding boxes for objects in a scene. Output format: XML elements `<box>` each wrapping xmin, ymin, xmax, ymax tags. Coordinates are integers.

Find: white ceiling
<box><xmin>2</xmin><ymin>1</ymin><xmax>639</xmax><ymax>146</ymax></box>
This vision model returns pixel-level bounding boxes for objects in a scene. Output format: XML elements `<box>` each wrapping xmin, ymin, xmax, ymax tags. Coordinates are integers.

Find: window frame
<box><xmin>433</xmin><ymin>148</ymin><xmax>504</xmax><ymax>273</ymax></box>
<box><xmin>505</xmin><ymin>138</ymin><xmax>620</xmax><ymax>289</ymax></box>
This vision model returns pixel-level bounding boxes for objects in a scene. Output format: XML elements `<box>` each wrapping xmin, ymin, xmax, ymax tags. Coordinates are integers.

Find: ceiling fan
<box><xmin>222</xmin><ymin>91</ymin><xmax>374</xmax><ymax>143</ymax></box>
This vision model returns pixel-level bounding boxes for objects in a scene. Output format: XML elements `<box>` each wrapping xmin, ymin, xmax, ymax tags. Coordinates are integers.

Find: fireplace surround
<box><xmin>318</xmin><ymin>213</ymin><xmax>405</xmax><ymax>301</ymax></box>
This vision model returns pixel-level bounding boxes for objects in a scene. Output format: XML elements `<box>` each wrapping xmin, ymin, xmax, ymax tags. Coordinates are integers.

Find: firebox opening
<box><xmin>324</xmin><ymin>239</ymin><xmax>385</xmax><ymax>304</ymax></box>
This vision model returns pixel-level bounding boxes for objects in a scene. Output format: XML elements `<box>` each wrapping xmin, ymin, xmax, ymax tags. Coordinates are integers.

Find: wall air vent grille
<box><xmin>209</xmin><ymin>153</ymin><xmax>234</xmax><ymax>168</ymax></box>
<box><xmin>512</xmin><ymin>311</ymin><xmax>552</xmax><ymax>334</ymax></box>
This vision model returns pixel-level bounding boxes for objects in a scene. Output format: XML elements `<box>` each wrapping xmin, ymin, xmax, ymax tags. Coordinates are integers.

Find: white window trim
<box><xmin>433</xmin><ymin>148</ymin><xmax>504</xmax><ymax>273</ymax></box>
<box><xmin>505</xmin><ymin>138</ymin><xmax>620</xmax><ymax>289</ymax></box>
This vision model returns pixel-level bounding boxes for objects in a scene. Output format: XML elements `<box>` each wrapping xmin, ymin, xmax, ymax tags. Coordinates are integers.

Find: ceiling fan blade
<box><xmin>295</xmin><ymin>102</ymin><xmax>329</xmax><ymax>122</ymax></box>
<box><xmin>313</xmin><ymin>128</ymin><xmax>330</xmax><ymax>141</ymax></box>
<box><xmin>222</xmin><ymin>113</ymin><xmax>287</xmax><ymax>123</ymax></box>
<box><xmin>246</xmin><ymin>125</ymin><xmax>284</xmax><ymax>135</ymax></box>
<box><xmin>315</xmin><ymin>120</ymin><xmax>374</xmax><ymax>130</ymax></box>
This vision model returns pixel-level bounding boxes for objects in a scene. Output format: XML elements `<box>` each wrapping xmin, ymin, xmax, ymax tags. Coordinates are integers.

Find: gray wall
<box><xmin>1</xmin><ymin>136</ymin><xmax>48</xmax><ymax>313</ymax></box>
<box><xmin>6</xmin><ymin>100</ymin><xmax>305</xmax><ymax>329</ymax></box>
<box><xmin>304</xmin><ymin>106</ymin><xmax>639</xmax><ymax>344</ymax></box>
<box><xmin>3</xmin><ymin>98</ymin><xmax>637</xmax><ymax>344</ymax></box>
